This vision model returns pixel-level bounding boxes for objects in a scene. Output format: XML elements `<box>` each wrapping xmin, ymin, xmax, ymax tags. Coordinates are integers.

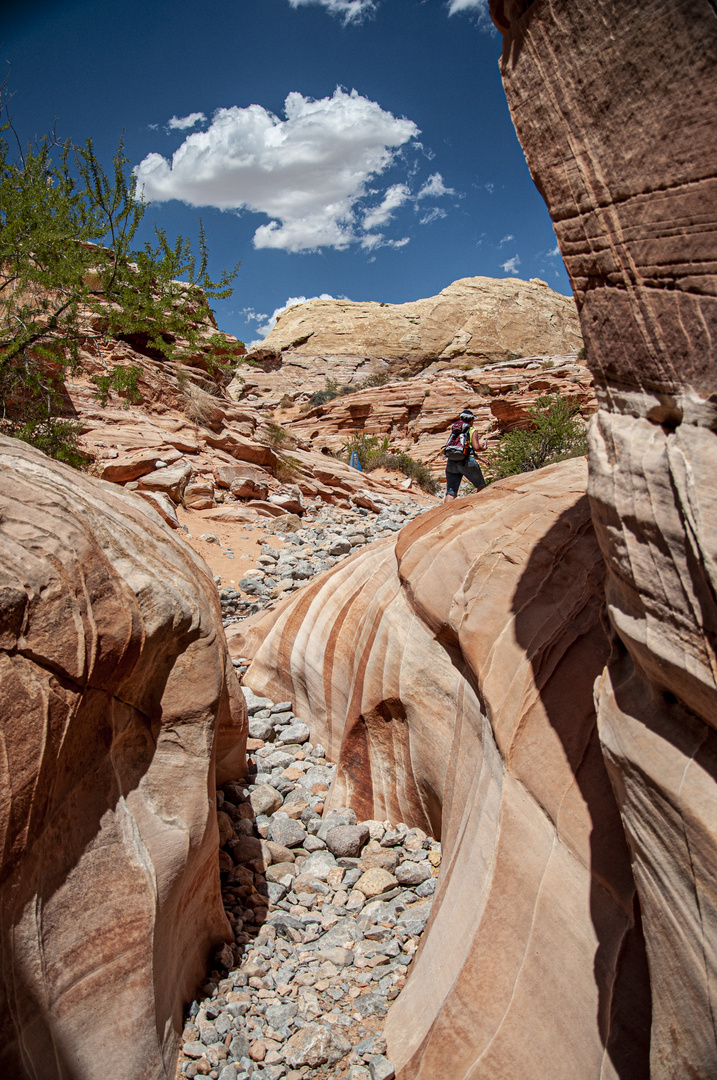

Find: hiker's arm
<box><xmin>472</xmin><ymin>430</ymin><xmax>490</xmax><ymax>464</ymax></box>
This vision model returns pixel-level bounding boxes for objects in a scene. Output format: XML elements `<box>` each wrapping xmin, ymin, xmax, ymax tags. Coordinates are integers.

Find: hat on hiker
<box><xmin>459</xmin><ymin>409</ymin><xmax>474</xmax><ymax>422</ymax></box>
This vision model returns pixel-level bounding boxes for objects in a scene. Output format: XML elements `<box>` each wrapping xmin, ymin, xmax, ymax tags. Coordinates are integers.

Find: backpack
<box><xmin>444</xmin><ymin>420</ymin><xmax>471</xmax><ymax>460</ymax></box>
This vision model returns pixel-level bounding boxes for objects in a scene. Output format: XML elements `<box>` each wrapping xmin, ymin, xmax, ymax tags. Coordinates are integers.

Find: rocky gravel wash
<box><xmin>217</xmin><ymin>500</ymin><xmax>427</xmax><ymax>632</ymax></box>
<box><xmin>176</xmin><ymin>688</ymin><xmax>439</xmax><ymax>1080</ymax></box>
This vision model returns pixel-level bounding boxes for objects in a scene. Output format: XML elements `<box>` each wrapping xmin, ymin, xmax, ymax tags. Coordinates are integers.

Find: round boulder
<box><xmin>283</xmin><ymin>1022</ymin><xmax>351</xmax><ymax>1068</ymax></box>
<box><xmin>249</xmin><ymin>784</ymin><xmax>283</xmax><ymax>817</ymax></box>
<box><xmin>267</xmin><ymin>813</ymin><xmax>307</xmax><ymax>848</ymax></box>
<box><xmin>395</xmin><ymin>860</ymin><xmax>433</xmax><ymax>886</ymax></box>
<box><xmin>325</xmin><ymin>824</ymin><xmax>370</xmax><ymax>859</ymax></box>
<box><xmin>354</xmin><ymin>867</ymin><xmax>399</xmax><ymax>898</ymax></box>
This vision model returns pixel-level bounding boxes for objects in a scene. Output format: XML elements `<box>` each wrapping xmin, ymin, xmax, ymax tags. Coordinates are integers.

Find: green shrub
<box><xmin>264</xmin><ymin>421</ymin><xmax>288</xmax><ymax>448</ymax></box>
<box><xmin>303</xmin><ymin>372</ymin><xmax>390</xmax><ymax>410</ymax></box>
<box><xmin>486</xmin><ymin>394</ymin><xmax>588</xmax><ymax>482</ymax></box>
<box><xmin>342</xmin><ymin>430</ymin><xmax>438</xmax><ymax>495</ymax></box>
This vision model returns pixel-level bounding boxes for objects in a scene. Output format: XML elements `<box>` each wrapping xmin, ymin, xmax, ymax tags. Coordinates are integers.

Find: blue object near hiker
<box><xmin>349</xmin><ymin>451</ymin><xmax>363</xmax><ymax>471</ymax></box>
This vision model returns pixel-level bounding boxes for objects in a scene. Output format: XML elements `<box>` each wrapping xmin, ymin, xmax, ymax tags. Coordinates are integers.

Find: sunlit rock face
<box><xmin>0</xmin><ymin>435</ymin><xmax>246</xmax><ymax>1080</ymax></box>
<box><xmin>244</xmin><ymin>458</ymin><xmax>651</xmax><ymax>1079</ymax></box>
<box><xmin>239</xmin><ymin>276</ymin><xmax>583</xmax><ymax>397</ymax></box>
<box><xmin>491</xmin><ymin>0</ymin><xmax>717</xmax><ymax>1074</ymax></box>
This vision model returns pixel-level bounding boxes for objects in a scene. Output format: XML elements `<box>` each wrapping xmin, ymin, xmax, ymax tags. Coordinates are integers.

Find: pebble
<box><xmin>219</xmin><ymin>503</ymin><xmax>428</xmax><ymax>625</ymax></box>
<box><xmin>176</xmin><ymin>689</ymin><xmax>441</xmax><ymax>1080</ymax></box>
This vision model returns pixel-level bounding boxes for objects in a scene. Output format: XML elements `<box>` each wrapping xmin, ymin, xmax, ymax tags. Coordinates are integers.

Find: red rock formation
<box><xmin>491</xmin><ymin>0</ymin><xmax>717</xmax><ymax>1074</ymax></box>
<box><xmin>241</xmin><ymin>458</ymin><xmax>651</xmax><ymax>1079</ymax></box>
<box><xmin>0</xmin><ymin>434</ymin><xmax>246</xmax><ymax>1079</ymax></box>
<box><xmin>282</xmin><ymin>354</ymin><xmax>594</xmax><ymax>472</ymax></box>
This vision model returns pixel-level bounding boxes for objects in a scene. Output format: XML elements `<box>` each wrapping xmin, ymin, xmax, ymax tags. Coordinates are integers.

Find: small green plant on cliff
<box><xmin>485</xmin><ymin>394</ymin><xmax>588</xmax><ymax>482</ymax></box>
<box><xmin>342</xmin><ymin>430</ymin><xmax>439</xmax><ymax>495</ymax></box>
<box><xmin>301</xmin><ymin>372</ymin><xmax>390</xmax><ymax>412</ymax></box>
<box><xmin>264</xmin><ymin>421</ymin><xmax>288</xmax><ymax>448</ymax></box>
<box><xmin>0</xmin><ymin>84</ymin><xmax>240</xmax><ymax>461</ymax></box>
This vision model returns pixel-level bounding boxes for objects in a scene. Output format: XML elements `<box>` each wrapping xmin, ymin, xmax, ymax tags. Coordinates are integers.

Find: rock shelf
<box><xmin>176</xmin><ymin>689</ymin><xmax>439</xmax><ymax>1080</ymax></box>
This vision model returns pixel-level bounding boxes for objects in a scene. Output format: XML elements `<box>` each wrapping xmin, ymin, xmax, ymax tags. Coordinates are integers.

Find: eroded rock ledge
<box><xmin>239</xmin><ymin>458</ymin><xmax>651</xmax><ymax>1079</ymax></box>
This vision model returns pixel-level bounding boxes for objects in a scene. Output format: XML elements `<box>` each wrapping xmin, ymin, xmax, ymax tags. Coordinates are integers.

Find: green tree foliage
<box><xmin>486</xmin><ymin>394</ymin><xmax>588</xmax><ymax>482</ymax></box>
<box><xmin>0</xmin><ymin>95</ymin><xmax>239</xmax><ymax>462</ymax></box>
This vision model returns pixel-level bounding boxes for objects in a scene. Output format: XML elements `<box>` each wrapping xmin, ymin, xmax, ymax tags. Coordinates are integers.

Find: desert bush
<box><xmin>342</xmin><ymin>430</ymin><xmax>438</xmax><ymax>495</ymax></box>
<box><xmin>485</xmin><ymin>394</ymin><xmax>588</xmax><ymax>482</ymax></box>
<box><xmin>263</xmin><ymin>421</ymin><xmax>288</xmax><ymax>448</ymax></box>
<box><xmin>274</xmin><ymin>454</ymin><xmax>303</xmax><ymax>482</ymax></box>
<box><xmin>302</xmin><ymin>372</ymin><xmax>390</xmax><ymax>411</ymax></box>
<box><xmin>182</xmin><ymin>383</ymin><xmax>221</xmax><ymax>426</ymax></box>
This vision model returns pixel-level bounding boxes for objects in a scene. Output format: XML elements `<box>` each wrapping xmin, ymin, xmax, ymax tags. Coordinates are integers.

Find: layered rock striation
<box><xmin>0</xmin><ymin>435</ymin><xmax>246</xmax><ymax>1079</ymax></box>
<box><xmin>240</xmin><ymin>458</ymin><xmax>651</xmax><ymax>1079</ymax></box>
<box><xmin>239</xmin><ymin>277</ymin><xmax>583</xmax><ymax>402</ymax></box>
<box><xmin>284</xmin><ymin>353</ymin><xmax>594</xmax><ymax>470</ymax></box>
<box><xmin>491</xmin><ymin>0</ymin><xmax>717</xmax><ymax>1074</ymax></box>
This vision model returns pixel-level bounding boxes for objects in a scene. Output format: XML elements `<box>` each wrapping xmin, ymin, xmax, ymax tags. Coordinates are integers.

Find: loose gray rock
<box><xmin>248</xmin><ymin>717</ymin><xmax>275</xmax><ymax>741</ymax></box>
<box><xmin>299</xmin><ymin>850</ymin><xmax>337</xmax><ymax>881</ymax></box>
<box><xmin>302</xmin><ymin>834</ymin><xmax>327</xmax><ymax>852</ymax></box>
<box><xmin>394</xmin><ymin>861</ymin><xmax>432</xmax><ymax>886</ymax></box>
<box><xmin>283</xmin><ymin>1022</ymin><xmax>351</xmax><ymax>1067</ymax></box>
<box><xmin>249</xmin><ymin>784</ymin><xmax>283</xmax><ymax>817</ymax></box>
<box><xmin>353</xmin><ymin>992</ymin><xmax>388</xmax><ymax>1018</ymax></box>
<box><xmin>268</xmin><ymin>814</ymin><xmax>307</xmax><ymax>848</ymax></box>
<box><xmin>241</xmin><ymin>687</ymin><xmax>273</xmax><ymax>715</ymax></box>
<box><xmin>228</xmin><ymin>1033</ymin><xmax>251</xmax><ymax>1060</ymax></box>
<box><xmin>265</xmin><ymin>1001</ymin><xmax>298</xmax><ymax>1029</ymax></box>
<box><xmin>369</xmin><ymin>1055</ymin><xmax>396</xmax><ymax>1080</ymax></box>
<box><xmin>325</xmin><ymin>824</ymin><xmax>370</xmax><ymax>858</ymax></box>
<box><xmin>277</xmin><ymin>721</ymin><xmax>311</xmax><ymax>745</ymax></box>
<box><xmin>262</xmin><ymin>750</ymin><xmax>297</xmax><ymax>770</ymax></box>
<box><xmin>316</xmin><ymin>916</ymin><xmax>364</xmax><ymax>948</ymax></box>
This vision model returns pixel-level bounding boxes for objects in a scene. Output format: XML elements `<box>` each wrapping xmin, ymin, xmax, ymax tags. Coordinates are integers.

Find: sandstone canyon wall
<box><xmin>242</xmin><ymin>459</ymin><xmax>651</xmax><ymax>1079</ymax></box>
<box><xmin>490</xmin><ymin>0</ymin><xmax>717</xmax><ymax>1075</ymax></box>
<box><xmin>239</xmin><ymin>276</ymin><xmax>583</xmax><ymax>401</ymax></box>
<box><xmin>0</xmin><ymin>435</ymin><xmax>246</xmax><ymax>1079</ymax></box>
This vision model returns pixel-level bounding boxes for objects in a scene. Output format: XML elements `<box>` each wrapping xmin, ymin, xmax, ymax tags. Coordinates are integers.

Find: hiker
<box><xmin>443</xmin><ymin>408</ymin><xmax>489</xmax><ymax>503</ymax></box>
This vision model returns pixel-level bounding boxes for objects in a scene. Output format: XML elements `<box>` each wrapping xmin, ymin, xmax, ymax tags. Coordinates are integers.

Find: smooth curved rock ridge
<box><xmin>243</xmin><ymin>276</ymin><xmax>583</xmax><ymax>392</ymax></box>
<box><xmin>491</xmin><ymin>1</ymin><xmax>717</xmax><ymax>1074</ymax></box>
<box><xmin>244</xmin><ymin>457</ymin><xmax>651</xmax><ymax>1079</ymax></box>
<box><xmin>0</xmin><ymin>434</ymin><xmax>247</xmax><ymax>1080</ymax></box>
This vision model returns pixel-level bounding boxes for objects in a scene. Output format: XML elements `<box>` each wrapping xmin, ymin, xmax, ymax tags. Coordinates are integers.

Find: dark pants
<box><xmin>445</xmin><ymin>456</ymin><xmax>487</xmax><ymax>496</ymax></box>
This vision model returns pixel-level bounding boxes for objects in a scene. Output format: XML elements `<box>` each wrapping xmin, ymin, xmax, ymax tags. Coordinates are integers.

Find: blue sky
<box><xmin>3</xmin><ymin>0</ymin><xmax>570</xmax><ymax>345</ymax></box>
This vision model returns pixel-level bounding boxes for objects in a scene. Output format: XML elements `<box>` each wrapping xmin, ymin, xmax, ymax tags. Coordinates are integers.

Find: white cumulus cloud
<box><xmin>416</xmin><ymin>173</ymin><xmax>454</xmax><ymax>199</ymax></box>
<box><xmin>446</xmin><ymin>0</ymin><xmax>493</xmax><ymax>28</ymax></box>
<box><xmin>287</xmin><ymin>0</ymin><xmax>376</xmax><ymax>23</ymax></box>
<box><xmin>498</xmin><ymin>234</ymin><xmax>514</xmax><ymax>246</ymax></box>
<box><xmin>134</xmin><ymin>88</ymin><xmax>420</xmax><ymax>253</ymax></box>
<box><xmin>419</xmin><ymin>207</ymin><xmax>447</xmax><ymax>225</ymax></box>
<box><xmin>501</xmin><ymin>254</ymin><xmax>521</xmax><ymax>274</ymax></box>
<box><xmin>167</xmin><ymin>112</ymin><xmax>207</xmax><ymax>130</ymax></box>
<box><xmin>363</xmin><ymin>183</ymin><xmax>411</xmax><ymax>230</ymax></box>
